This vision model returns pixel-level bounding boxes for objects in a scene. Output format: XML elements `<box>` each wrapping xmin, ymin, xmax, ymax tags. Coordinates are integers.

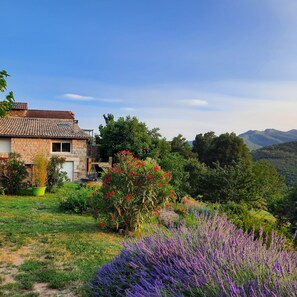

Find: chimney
<box><xmin>73</xmin><ymin>119</ymin><xmax>79</xmax><ymax>132</ymax></box>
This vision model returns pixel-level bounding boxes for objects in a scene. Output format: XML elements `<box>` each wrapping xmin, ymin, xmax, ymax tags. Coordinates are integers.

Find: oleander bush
<box><xmin>89</xmin><ymin>151</ymin><xmax>175</xmax><ymax>232</ymax></box>
<box><xmin>88</xmin><ymin>212</ymin><xmax>297</xmax><ymax>297</ymax></box>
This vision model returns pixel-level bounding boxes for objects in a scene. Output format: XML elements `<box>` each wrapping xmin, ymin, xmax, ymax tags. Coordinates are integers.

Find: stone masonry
<box><xmin>10</xmin><ymin>138</ymin><xmax>88</xmax><ymax>181</ymax></box>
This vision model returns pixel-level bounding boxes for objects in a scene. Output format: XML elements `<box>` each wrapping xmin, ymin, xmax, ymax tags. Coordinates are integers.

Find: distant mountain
<box><xmin>239</xmin><ymin>129</ymin><xmax>297</xmax><ymax>150</ymax></box>
<box><xmin>252</xmin><ymin>141</ymin><xmax>297</xmax><ymax>186</ymax></box>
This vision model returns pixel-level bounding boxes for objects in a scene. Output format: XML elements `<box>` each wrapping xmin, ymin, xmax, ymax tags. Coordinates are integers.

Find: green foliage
<box><xmin>46</xmin><ymin>156</ymin><xmax>67</xmax><ymax>192</ymax></box>
<box><xmin>98</xmin><ymin>114</ymin><xmax>170</xmax><ymax>160</ymax></box>
<box><xmin>251</xmin><ymin>160</ymin><xmax>286</xmax><ymax>203</ymax></box>
<box><xmin>90</xmin><ymin>151</ymin><xmax>175</xmax><ymax>232</ymax></box>
<box><xmin>217</xmin><ymin>202</ymin><xmax>291</xmax><ymax>245</ymax></box>
<box><xmin>193</xmin><ymin>132</ymin><xmax>251</xmax><ymax>167</ymax></box>
<box><xmin>192</xmin><ymin>131</ymin><xmax>216</xmax><ymax>163</ymax></box>
<box><xmin>0</xmin><ymin>153</ymin><xmax>28</xmax><ymax>194</ymax></box>
<box><xmin>170</xmin><ymin>134</ymin><xmax>197</xmax><ymax>159</ymax></box>
<box><xmin>252</xmin><ymin>141</ymin><xmax>297</xmax><ymax>186</ymax></box>
<box><xmin>269</xmin><ymin>187</ymin><xmax>297</xmax><ymax>235</ymax></box>
<box><xmin>186</xmin><ymin>159</ymin><xmax>286</xmax><ymax>209</ymax></box>
<box><xmin>59</xmin><ymin>186</ymin><xmax>94</xmax><ymax>213</ymax></box>
<box><xmin>0</xmin><ymin>70</ymin><xmax>14</xmax><ymax>117</ymax></box>
<box><xmin>158</xmin><ymin>152</ymin><xmax>189</xmax><ymax>199</ymax></box>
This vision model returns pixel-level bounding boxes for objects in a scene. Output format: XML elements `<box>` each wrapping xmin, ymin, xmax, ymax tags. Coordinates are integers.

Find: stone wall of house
<box><xmin>9</xmin><ymin>138</ymin><xmax>87</xmax><ymax>181</ymax></box>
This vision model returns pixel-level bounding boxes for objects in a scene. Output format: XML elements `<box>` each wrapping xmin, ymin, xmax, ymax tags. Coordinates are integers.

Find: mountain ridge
<box><xmin>239</xmin><ymin>129</ymin><xmax>297</xmax><ymax>150</ymax></box>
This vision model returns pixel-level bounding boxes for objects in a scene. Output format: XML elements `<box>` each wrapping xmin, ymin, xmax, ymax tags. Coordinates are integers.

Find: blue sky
<box><xmin>2</xmin><ymin>0</ymin><xmax>297</xmax><ymax>139</ymax></box>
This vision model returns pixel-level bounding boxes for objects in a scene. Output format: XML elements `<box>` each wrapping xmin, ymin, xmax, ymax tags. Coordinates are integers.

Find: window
<box><xmin>0</xmin><ymin>138</ymin><xmax>11</xmax><ymax>153</ymax></box>
<box><xmin>52</xmin><ymin>141</ymin><xmax>71</xmax><ymax>153</ymax></box>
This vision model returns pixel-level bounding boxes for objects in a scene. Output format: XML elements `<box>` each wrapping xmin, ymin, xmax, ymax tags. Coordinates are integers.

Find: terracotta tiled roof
<box><xmin>26</xmin><ymin>110</ymin><xmax>74</xmax><ymax>119</ymax></box>
<box><xmin>0</xmin><ymin>117</ymin><xmax>90</xmax><ymax>139</ymax></box>
<box><xmin>9</xmin><ymin>109</ymin><xmax>75</xmax><ymax>119</ymax></box>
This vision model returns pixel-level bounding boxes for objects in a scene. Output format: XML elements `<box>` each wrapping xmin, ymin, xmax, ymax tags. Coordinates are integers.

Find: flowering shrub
<box><xmin>88</xmin><ymin>212</ymin><xmax>297</xmax><ymax>297</ymax></box>
<box><xmin>89</xmin><ymin>151</ymin><xmax>175</xmax><ymax>232</ymax></box>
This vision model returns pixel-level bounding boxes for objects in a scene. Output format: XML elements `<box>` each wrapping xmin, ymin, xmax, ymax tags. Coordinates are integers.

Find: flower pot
<box><xmin>32</xmin><ymin>186</ymin><xmax>46</xmax><ymax>196</ymax></box>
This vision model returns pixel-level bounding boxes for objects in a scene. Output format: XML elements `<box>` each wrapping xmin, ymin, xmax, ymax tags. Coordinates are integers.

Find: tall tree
<box><xmin>171</xmin><ymin>134</ymin><xmax>197</xmax><ymax>159</ymax></box>
<box><xmin>192</xmin><ymin>132</ymin><xmax>216</xmax><ymax>163</ymax></box>
<box><xmin>0</xmin><ymin>70</ymin><xmax>14</xmax><ymax>117</ymax></box>
<box><xmin>98</xmin><ymin>114</ymin><xmax>170</xmax><ymax>160</ymax></box>
<box><xmin>193</xmin><ymin>132</ymin><xmax>251</xmax><ymax>167</ymax></box>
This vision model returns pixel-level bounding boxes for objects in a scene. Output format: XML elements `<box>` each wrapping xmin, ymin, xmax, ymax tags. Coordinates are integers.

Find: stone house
<box><xmin>0</xmin><ymin>102</ymin><xmax>91</xmax><ymax>181</ymax></box>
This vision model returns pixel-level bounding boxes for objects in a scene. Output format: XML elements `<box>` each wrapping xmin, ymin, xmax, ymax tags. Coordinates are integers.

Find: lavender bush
<box><xmin>88</xmin><ymin>212</ymin><xmax>297</xmax><ymax>297</ymax></box>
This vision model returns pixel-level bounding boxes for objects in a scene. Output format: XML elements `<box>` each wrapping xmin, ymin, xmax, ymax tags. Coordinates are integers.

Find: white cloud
<box><xmin>100</xmin><ymin>98</ymin><xmax>123</xmax><ymax>103</ymax></box>
<box><xmin>62</xmin><ymin>93</ymin><xmax>123</xmax><ymax>103</ymax></box>
<box><xmin>121</xmin><ymin>107</ymin><xmax>135</xmax><ymax>111</ymax></box>
<box><xmin>63</xmin><ymin>93</ymin><xmax>94</xmax><ymax>100</ymax></box>
<box><xmin>178</xmin><ymin>99</ymin><xmax>208</xmax><ymax>107</ymax></box>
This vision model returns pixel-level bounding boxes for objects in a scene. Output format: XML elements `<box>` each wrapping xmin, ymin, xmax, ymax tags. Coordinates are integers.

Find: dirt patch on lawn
<box><xmin>33</xmin><ymin>283</ymin><xmax>79</xmax><ymax>297</ymax></box>
<box><xmin>0</xmin><ymin>246</ymin><xmax>31</xmax><ymax>265</ymax></box>
<box><xmin>0</xmin><ymin>245</ymin><xmax>32</xmax><ymax>285</ymax></box>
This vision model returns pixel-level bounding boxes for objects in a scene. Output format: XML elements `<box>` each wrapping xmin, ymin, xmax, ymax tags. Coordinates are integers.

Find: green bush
<box><xmin>0</xmin><ymin>153</ymin><xmax>28</xmax><ymax>194</ymax></box>
<box><xmin>59</xmin><ymin>186</ymin><xmax>95</xmax><ymax>214</ymax></box>
<box><xmin>218</xmin><ymin>202</ymin><xmax>292</xmax><ymax>247</ymax></box>
<box><xmin>46</xmin><ymin>156</ymin><xmax>67</xmax><ymax>192</ymax></box>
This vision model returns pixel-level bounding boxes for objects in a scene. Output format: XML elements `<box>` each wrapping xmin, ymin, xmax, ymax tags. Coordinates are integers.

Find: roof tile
<box><xmin>0</xmin><ymin>117</ymin><xmax>90</xmax><ymax>139</ymax></box>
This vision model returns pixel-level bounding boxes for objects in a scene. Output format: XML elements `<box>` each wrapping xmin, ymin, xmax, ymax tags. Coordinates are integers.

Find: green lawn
<box><xmin>0</xmin><ymin>183</ymin><xmax>122</xmax><ymax>297</ymax></box>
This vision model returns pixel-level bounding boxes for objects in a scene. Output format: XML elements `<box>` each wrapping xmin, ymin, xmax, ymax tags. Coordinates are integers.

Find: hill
<box><xmin>252</xmin><ymin>141</ymin><xmax>297</xmax><ymax>186</ymax></box>
<box><xmin>239</xmin><ymin>129</ymin><xmax>297</xmax><ymax>150</ymax></box>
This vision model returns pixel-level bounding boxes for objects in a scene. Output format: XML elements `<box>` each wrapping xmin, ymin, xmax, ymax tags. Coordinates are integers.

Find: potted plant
<box><xmin>32</xmin><ymin>153</ymin><xmax>48</xmax><ymax>196</ymax></box>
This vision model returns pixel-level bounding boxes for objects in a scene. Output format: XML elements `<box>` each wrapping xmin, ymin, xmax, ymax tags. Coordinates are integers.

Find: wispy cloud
<box><xmin>121</xmin><ymin>107</ymin><xmax>135</xmax><ymax>111</ymax></box>
<box><xmin>62</xmin><ymin>93</ymin><xmax>123</xmax><ymax>103</ymax></box>
<box><xmin>178</xmin><ymin>99</ymin><xmax>208</xmax><ymax>107</ymax></box>
<box><xmin>63</xmin><ymin>93</ymin><xmax>94</xmax><ymax>100</ymax></box>
<box><xmin>100</xmin><ymin>98</ymin><xmax>123</xmax><ymax>103</ymax></box>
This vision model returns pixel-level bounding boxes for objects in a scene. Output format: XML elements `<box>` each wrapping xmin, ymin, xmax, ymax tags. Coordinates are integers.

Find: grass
<box><xmin>0</xmin><ymin>183</ymin><xmax>122</xmax><ymax>297</ymax></box>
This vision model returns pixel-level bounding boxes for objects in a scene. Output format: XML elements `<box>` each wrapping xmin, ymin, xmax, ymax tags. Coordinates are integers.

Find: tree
<box><xmin>251</xmin><ymin>160</ymin><xmax>286</xmax><ymax>204</ymax></box>
<box><xmin>98</xmin><ymin>114</ymin><xmax>170</xmax><ymax>160</ymax></box>
<box><xmin>192</xmin><ymin>131</ymin><xmax>216</xmax><ymax>162</ymax></box>
<box><xmin>46</xmin><ymin>156</ymin><xmax>67</xmax><ymax>192</ymax></box>
<box><xmin>269</xmin><ymin>187</ymin><xmax>297</xmax><ymax>235</ymax></box>
<box><xmin>0</xmin><ymin>70</ymin><xmax>14</xmax><ymax>117</ymax></box>
<box><xmin>187</xmin><ymin>161</ymin><xmax>258</xmax><ymax>205</ymax></box>
<box><xmin>158</xmin><ymin>152</ymin><xmax>189</xmax><ymax>199</ymax></box>
<box><xmin>171</xmin><ymin>134</ymin><xmax>197</xmax><ymax>159</ymax></box>
<box><xmin>193</xmin><ymin>132</ymin><xmax>251</xmax><ymax>167</ymax></box>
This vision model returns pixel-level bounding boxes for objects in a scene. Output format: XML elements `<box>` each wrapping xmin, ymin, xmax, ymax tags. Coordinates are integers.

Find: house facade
<box><xmin>0</xmin><ymin>102</ymin><xmax>90</xmax><ymax>181</ymax></box>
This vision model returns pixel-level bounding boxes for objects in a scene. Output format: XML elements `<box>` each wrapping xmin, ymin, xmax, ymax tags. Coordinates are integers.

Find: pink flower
<box><xmin>153</xmin><ymin>166</ymin><xmax>160</xmax><ymax>172</ymax></box>
<box><xmin>125</xmin><ymin>194</ymin><xmax>133</xmax><ymax>202</ymax></box>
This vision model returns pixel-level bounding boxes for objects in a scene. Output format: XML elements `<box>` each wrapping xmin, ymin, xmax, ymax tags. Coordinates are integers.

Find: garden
<box><xmin>0</xmin><ymin>149</ymin><xmax>296</xmax><ymax>297</ymax></box>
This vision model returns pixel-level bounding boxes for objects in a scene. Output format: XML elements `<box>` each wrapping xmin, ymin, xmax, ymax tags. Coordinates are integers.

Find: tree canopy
<box><xmin>193</xmin><ymin>132</ymin><xmax>251</xmax><ymax>167</ymax></box>
<box><xmin>0</xmin><ymin>70</ymin><xmax>14</xmax><ymax>117</ymax></box>
<box><xmin>98</xmin><ymin>114</ymin><xmax>170</xmax><ymax>161</ymax></box>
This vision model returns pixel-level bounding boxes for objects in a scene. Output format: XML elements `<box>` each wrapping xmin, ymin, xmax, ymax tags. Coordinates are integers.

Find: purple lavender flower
<box><xmin>88</xmin><ymin>212</ymin><xmax>297</xmax><ymax>296</ymax></box>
